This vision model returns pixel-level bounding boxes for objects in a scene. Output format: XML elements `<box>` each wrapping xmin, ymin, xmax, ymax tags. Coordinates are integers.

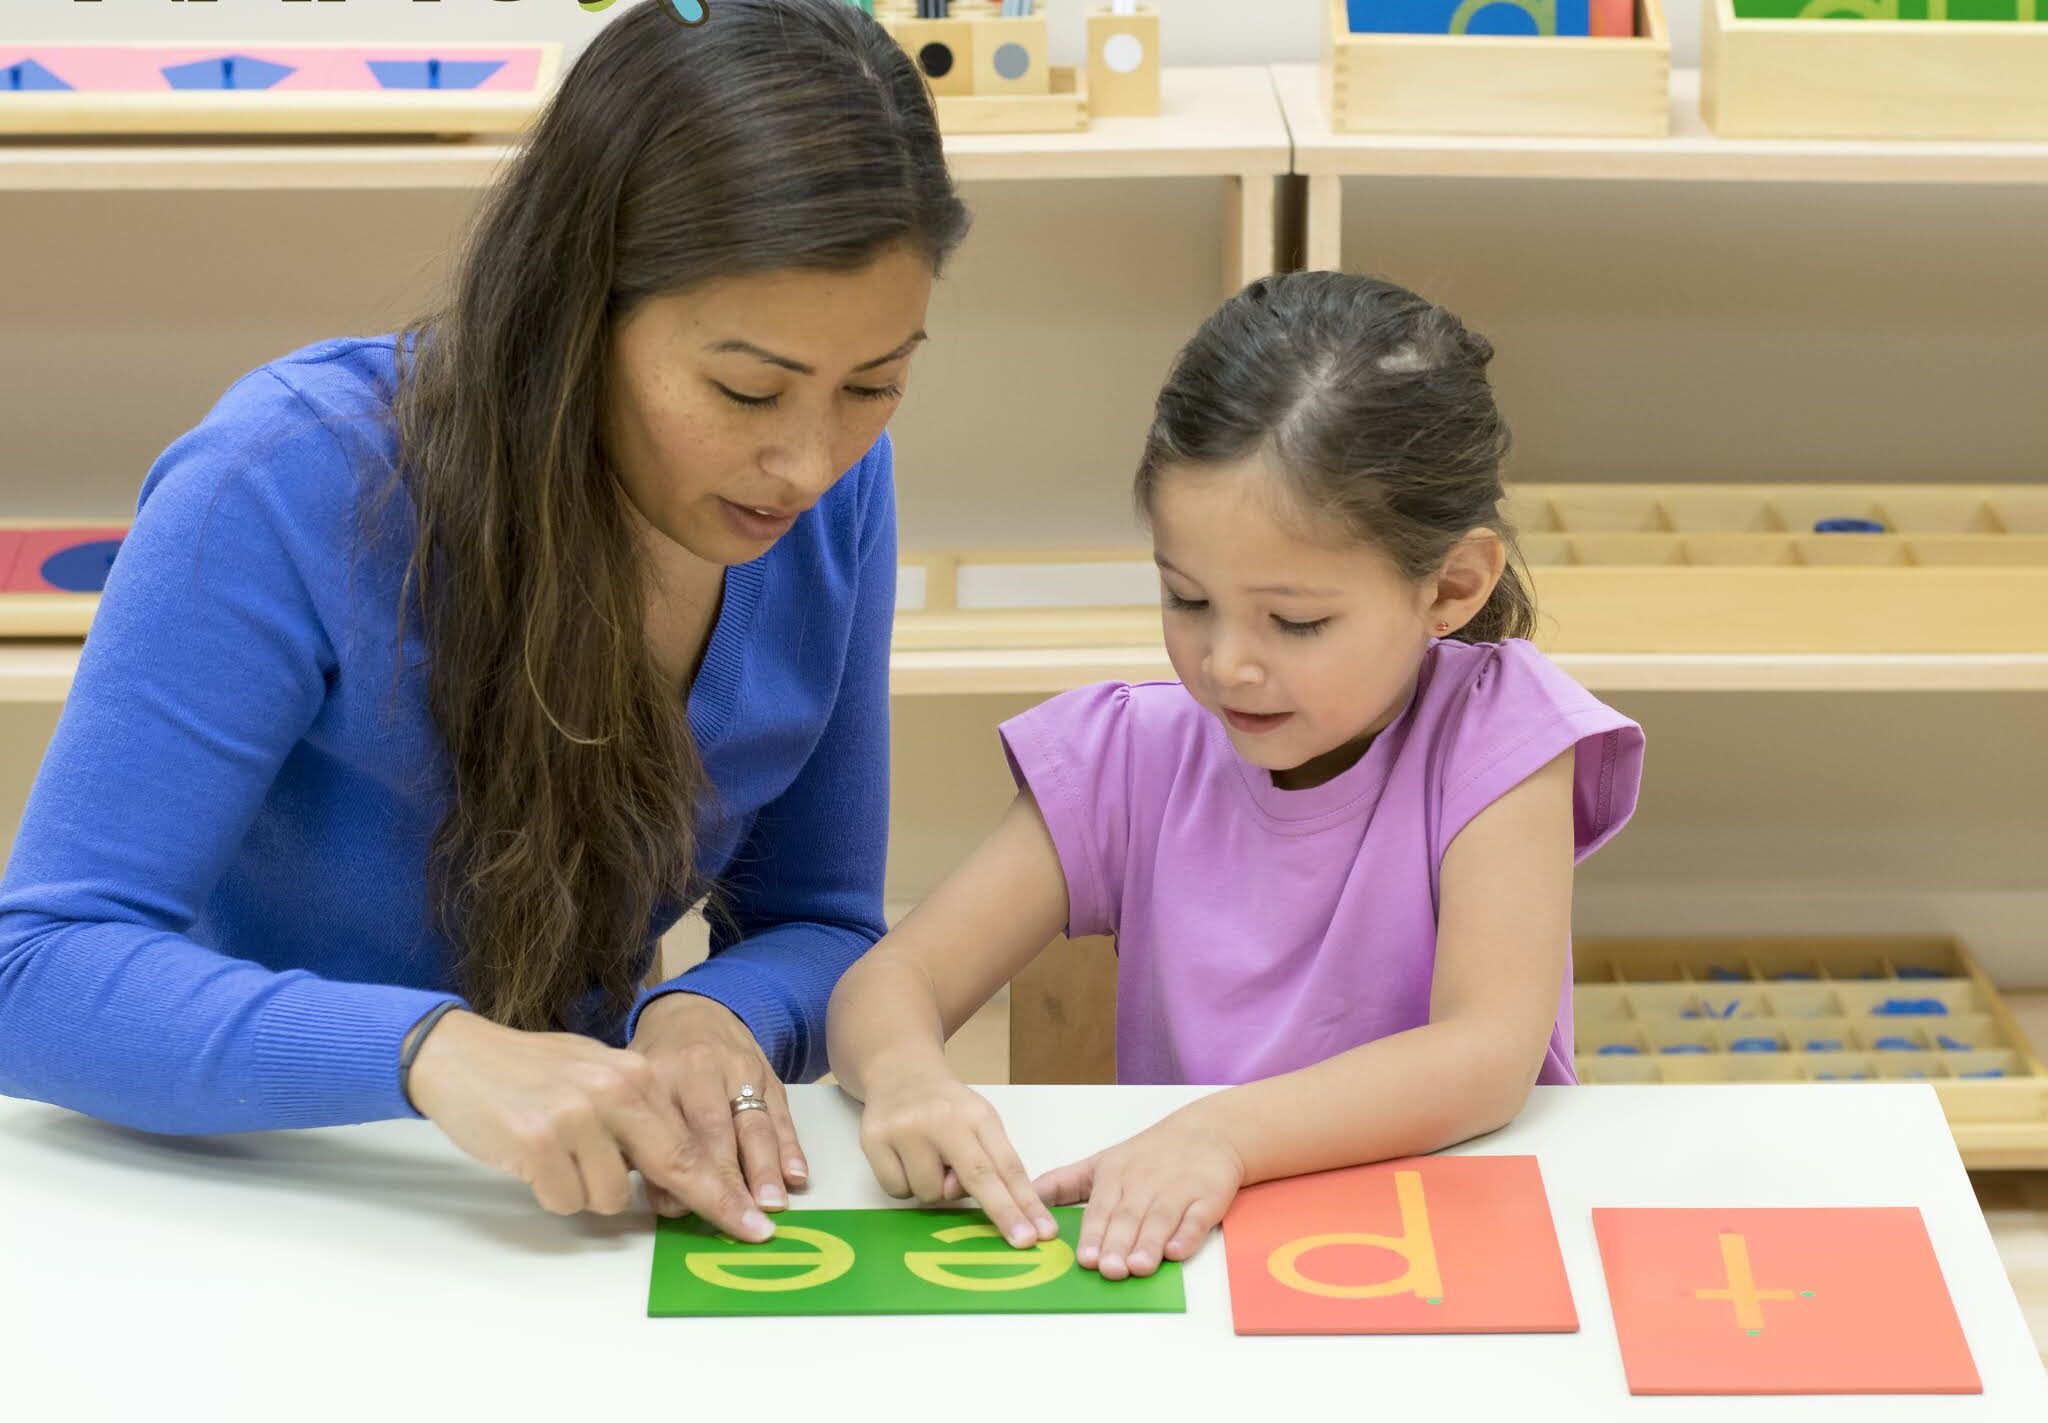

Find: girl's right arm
<box><xmin>826</xmin><ymin>788</ymin><xmax>1072</xmax><ymax>1248</ymax></box>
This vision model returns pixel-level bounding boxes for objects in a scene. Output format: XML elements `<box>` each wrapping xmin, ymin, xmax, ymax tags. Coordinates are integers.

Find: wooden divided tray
<box><xmin>895</xmin><ymin>483</ymin><xmax>2048</xmax><ymax>658</ymax></box>
<box><xmin>0</xmin><ymin>43</ymin><xmax>561</xmax><ymax>136</ymax></box>
<box><xmin>1577</xmin><ymin>936</ymin><xmax>2048</xmax><ymax>1167</ymax></box>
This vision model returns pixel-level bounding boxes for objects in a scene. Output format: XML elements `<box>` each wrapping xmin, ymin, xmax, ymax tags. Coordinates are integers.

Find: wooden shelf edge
<box><xmin>0</xmin><ymin>68</ymin><xmax>1293</xmax><ymax>193</ymax></box>
<box><xmin>1955</xmin><ymin>1129</ymin><xmax>2048</xmax><ymax>1172</ymax></box>
<box><xmin>9</xmin><ymin>643</ymin><xmax>2048</xmax><ymax>704</ymax></box>
<box><xmin>1278</xmin><ymin>63</ymin><xmax>2048</xmax><ymax>184</ymax></box>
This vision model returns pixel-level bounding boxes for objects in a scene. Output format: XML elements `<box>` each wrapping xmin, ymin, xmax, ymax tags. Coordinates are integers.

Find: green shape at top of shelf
<box><xmin>1731</xmin><ymin>0</ymin><xmax>2043</xmax><ymax>18</ymax></box>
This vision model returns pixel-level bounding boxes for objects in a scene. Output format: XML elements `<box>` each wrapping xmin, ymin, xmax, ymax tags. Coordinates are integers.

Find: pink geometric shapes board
<box><xmin>0</xmin><ymin>48</ymin><xmax>551</xmax><ymax>94</ymax></box>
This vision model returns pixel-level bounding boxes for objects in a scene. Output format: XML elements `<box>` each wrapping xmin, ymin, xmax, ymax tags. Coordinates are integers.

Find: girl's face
<box><xmin>1150</xmin><ymin>454</ymin><xmax>1495</xmax><ymax>791</ymax></box>
<box><xmin>604</xmin><ymin>242</ymin><xmax>934</xmax><ymax>567</ymax></box>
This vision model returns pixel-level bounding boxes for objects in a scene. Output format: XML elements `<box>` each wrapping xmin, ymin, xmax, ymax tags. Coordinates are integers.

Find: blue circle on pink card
<box><xmin>39</xmin><ymin>540</ymin><xmax>122</xmax><ymax>593</ymax></box>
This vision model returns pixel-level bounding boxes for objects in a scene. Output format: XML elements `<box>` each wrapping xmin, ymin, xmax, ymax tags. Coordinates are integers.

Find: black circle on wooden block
<box><xmin>917</xmin><ymin>42</ymin><xmax>955</xmax><ymax>79</ymax></box>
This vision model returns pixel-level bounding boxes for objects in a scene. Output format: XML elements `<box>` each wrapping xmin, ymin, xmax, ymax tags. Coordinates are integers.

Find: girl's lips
<box><xmin>1223</xmin><ymin>708</ymin><xmax>1293</xmax><ymax>735</ymax></box>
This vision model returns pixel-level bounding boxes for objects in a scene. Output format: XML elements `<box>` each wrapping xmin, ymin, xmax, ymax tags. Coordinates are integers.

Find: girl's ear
<box><xmin>1425</xmin><ymin>529</ymin><xmax>1507</xmax><ymax>635</ymax></box>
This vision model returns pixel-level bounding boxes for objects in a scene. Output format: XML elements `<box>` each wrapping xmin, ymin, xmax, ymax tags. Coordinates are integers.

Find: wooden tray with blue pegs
<box><xmin>892</xmin><ymin>484</ymin><xmax>2048</xmax><ymax>662</ymax></box>
<box><xmin>1576</xmin><ymin>935</ymin><xmax>2048</xmax><ymax>1167</ymax></box>
<box><xmin>0</xmin><ymin>42</ymin><xmax>562</xmax><ymax>137</ymax></box>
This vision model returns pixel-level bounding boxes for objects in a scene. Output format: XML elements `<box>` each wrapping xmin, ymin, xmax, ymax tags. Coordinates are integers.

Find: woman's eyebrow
<box><xmin>706</xmin><ymin>331</ymin><xmax>927</xmax><ymax>376</ymax></box>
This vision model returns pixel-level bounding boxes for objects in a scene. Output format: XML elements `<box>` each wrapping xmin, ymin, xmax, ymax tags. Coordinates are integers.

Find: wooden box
<box><xmin>973</xmin><ymin>16</ymin><xmax>1052</xmax><ymax>97</ymax></box>
<box><xmin>1702</xmin><ymin>0</ymin><xmax>2048</xmax><ymax>140</ymax></box>
<box><xmin>881</xmin><ymin>13</ymin><xmax>1086</xmax><ymax>133</ymax></box>
<box><xmin>1322</xmin><ymin>0</ymin><xmax>1671</xmax><ymax>137</ymax></box>
<box><xmin>881</xmin><ymin>17</ymin><xmax>978</xmax><ymax>98</ymax></box>
<box><xmin>1086</xmin><ymin>6</ymin><xmax>1163</xmax><ymax>119</ymax></box>
<box><xmin>1577</xmin><ymin>935</ymin><xmax>2048</xmax><ymax>1167</ymax></box>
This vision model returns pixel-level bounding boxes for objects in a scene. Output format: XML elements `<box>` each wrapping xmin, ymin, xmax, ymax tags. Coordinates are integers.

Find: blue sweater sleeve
<box><xmin>0</xmin><ymin>371</ymin><xmax>459</xmax><ymax>1134</ymax></box>
<box><xmin>628</xmin><ymin>448</ymin><xmax>895</xmax><ymax>1084</ymax></box>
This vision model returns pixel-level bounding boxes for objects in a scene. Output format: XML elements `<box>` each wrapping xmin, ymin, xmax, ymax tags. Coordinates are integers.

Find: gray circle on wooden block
<box><xmin>917</xmin><ymin>42</ymin><xmax>955</xmax><ymax>79</ymax></box>
<box><xmin>1102</xmin><ymin>33</ymin><xmax>1146</xmax><ymax>74</ymax></box>
<box><xmin>992</xmin><ymin>42</ymin><xmax>1032</xmax><ymax>81</ymax></box>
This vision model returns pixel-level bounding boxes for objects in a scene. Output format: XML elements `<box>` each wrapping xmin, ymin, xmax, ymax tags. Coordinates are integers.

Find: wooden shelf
<box><xmin>1277</xmin><ymin>63</ymin><xmax>2048</xmax><ymax>186</ymax></box>
<box><xmin>7</xmin><ymin>634</ymin><xmax>2045</xmax><ymax>706</ymax></box>
<box><xmin>0</xmin><ymin>67</ymin><xmax>1290</xmax><ymax>193</ymax></box>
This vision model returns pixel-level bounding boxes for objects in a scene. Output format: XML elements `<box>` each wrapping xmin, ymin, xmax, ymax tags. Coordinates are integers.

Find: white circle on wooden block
<box><xmin>1101</xmin><ymin>33</ymin><xmax>1146</xmax><ymax>75</ymax></box>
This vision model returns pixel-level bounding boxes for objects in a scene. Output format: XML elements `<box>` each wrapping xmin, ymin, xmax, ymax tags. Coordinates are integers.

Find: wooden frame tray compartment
<box><xmin>1701</xmin><ymin>0</ymin><xmax>2048</xmax><ymax>141</ymax></box>
<box><xmin>1323</xmin><ymin>0</ymin><xmax>1672</xmax><ymax>137</ymax></box>
<box><xmin>1576</xmin><ymin>935</ymin><xmax>2048</xmax><ymax>1167</ymax></box>
<box><xmin>0</xmin><ymin>42</ymin><xmax>562</xmax><ymax>138</ymax></box>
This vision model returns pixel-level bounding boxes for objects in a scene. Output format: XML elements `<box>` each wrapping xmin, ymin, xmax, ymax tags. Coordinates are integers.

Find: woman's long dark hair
<box><xmin>1136</xmin><ymin>272</ymin><xmax>1535</xmax><ymax>643</ymax></box>
<box><xmin>390</xmin><ymin>0</ymin><xmax>970</xmax><ymax>1032</ymax></box>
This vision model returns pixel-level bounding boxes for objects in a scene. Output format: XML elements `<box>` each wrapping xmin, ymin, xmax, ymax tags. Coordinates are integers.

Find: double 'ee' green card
<box><xmin>648</xmin><ymin>1207</ymin><xmax>1186</xmax><ymax>1317</ymax></box>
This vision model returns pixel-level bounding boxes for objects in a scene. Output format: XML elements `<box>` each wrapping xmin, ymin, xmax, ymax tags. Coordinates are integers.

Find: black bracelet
<box><xmin>399</xmin><ymin>999</ymin><xmax>463</xmax><ymax>1105</ymax></box>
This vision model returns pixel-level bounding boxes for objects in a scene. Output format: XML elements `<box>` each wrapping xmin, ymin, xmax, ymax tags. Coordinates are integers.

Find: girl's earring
<box><xmin>1433</xmin><ymin>621</ymin><xmax>1451</xmax><ymax>635</ymax></box>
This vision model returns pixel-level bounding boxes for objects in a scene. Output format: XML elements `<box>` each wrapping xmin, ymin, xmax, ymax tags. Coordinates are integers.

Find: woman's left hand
<box><xmin>1031</xmin><ymin>1105</ymin><xmax>1245</xmax><ymax>1280</ymax></box>
<box><xmin>627</xmin><ymin>992</ymin><xmax>808</xmax><ymax>1219</ymax></box>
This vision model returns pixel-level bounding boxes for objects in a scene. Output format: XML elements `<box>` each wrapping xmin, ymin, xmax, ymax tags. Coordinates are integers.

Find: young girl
<box><xmin>827</xmin><ymin>271</ymin><xmax>1645</xmax><ymax>1280</ymax></box>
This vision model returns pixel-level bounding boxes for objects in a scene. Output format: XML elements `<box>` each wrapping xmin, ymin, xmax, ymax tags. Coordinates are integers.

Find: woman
<box><xmin>0</xmin><ymin>0</ymin><xmax>969</xmax><ymax>1242</ymax></box>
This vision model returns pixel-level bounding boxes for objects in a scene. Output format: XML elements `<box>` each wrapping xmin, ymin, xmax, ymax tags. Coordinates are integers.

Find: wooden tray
<box><xmin>0</xmin><ymin>42</ymin><xmax>560</xmax><ymax>137</ymax></box>
<box><xmin>1702</xmin><ymin>0</ymin><xmax>2048</xmax><ymax>140</ymax></box>
<box><xmin>892</xmin><ymin>484</ymin><xmax>2048</xmax><ymax>658</ymax></box>
<box><xmin>1576</xmin><ymin>935</ymin><xmax>2048</xmax><ymax>1167</ymax></box>
<box><xmin>1322</xmin><ymin>0</ymin><xmax>1671</xmax><ymax>137</ymax></box>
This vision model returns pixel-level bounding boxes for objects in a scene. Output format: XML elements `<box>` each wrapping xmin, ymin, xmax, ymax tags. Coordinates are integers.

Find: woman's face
<box><xmin>605</xmin><ymin>242</ymin><xmax>934</xmax><ymax>566</ymax></box>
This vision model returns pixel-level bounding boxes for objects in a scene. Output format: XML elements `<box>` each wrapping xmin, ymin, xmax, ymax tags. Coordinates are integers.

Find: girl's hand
<box><xmin>856</xmin><ymin>1054</ymin><xmax>1059</xmax><ymax>1250</ymax></box>
<box><xmin>626</xmin><ymin>992</ymin><xmax>808</xmax><ymax>1224</ymax></box>
<box><xmin>1033</xmin><ymin>1106</ymin><xmax>1246</xmax><ymax>1280</ymax></box>
<box><xmin>405</xmin><ymin>1005</ymin><xmax>773</xmax><ymax>1240</ymax></box>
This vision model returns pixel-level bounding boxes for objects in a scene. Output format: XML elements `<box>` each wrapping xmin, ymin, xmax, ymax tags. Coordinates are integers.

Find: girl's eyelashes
<box><xmin>1164</xmin><ymin>588</ymin><xmax>1330</xmax><ymax>637</ymax></box>
<box><xmin>1273</xmin><ymin>615</ymin><xmax>1332</xmax><ymax>637</ymax></box>
<box><xmin>712</xmin><ymin>381</ymin><xmax>905</xmax><ymax>410</ymax></box>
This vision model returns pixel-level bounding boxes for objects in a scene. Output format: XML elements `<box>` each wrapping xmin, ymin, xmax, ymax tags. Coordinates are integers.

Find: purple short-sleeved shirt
<box><xmin>999</xmin><ymin>638</ymin><xmax>1644</xmax><ymax>1087</ymax></box>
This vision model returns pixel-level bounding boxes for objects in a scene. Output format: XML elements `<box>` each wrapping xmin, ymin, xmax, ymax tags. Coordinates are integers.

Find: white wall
<box><xmin>7</xmin><ymin>0</ymin><xmax>1713</xmax><ymax>69</ymax></box>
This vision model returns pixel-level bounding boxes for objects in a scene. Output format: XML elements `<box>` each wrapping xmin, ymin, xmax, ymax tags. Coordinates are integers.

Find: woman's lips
<box><xmin>719</xmin><ymin>498</ymin><xmax>799</xmax><ymax>543</ymax></box>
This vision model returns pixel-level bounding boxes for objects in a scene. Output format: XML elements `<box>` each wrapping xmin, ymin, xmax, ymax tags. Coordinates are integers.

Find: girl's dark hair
<box><xmin>389</xmin><ymin>0</ymin><xmax>970</xmax><ymax>1033</ymax></box>
<box><xmin>1134</xmin><ymin>271</ymin><xmax>1535</xmax><ymax>644</ymax></box>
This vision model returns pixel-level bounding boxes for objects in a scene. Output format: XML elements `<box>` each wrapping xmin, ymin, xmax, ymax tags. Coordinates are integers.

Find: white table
<box><xmin>2</xmin><ymin>1083</ymin><xmax>2042</xmax><ymax>1420</ymax></box>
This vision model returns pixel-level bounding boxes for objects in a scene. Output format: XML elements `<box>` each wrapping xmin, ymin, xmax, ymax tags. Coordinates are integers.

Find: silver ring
<box><xmin>730</xmin><ymin>1084</ymin><xmax>768</xmax><ymax>1116</ymax></box>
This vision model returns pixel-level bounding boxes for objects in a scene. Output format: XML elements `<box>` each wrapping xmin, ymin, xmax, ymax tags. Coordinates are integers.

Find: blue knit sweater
<box><xmin>0</xmin><ymin>337</ymin><xmax>893</xmax><ymax>1134</ymax></box>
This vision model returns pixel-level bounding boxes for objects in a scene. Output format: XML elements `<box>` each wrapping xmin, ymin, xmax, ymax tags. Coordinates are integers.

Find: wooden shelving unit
<box><xmin>1275</xmin><ymin>63</ymin><xmax>2048</xmax><ymax>274</ymax></box>
<box><xmin>0</xmin><ymin>66</ymin><xmax>1289</xmax><ymax>298</ymax></box>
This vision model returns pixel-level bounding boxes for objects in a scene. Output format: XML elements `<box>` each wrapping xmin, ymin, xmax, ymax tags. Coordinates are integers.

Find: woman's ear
<box><xmin>1425</xmin><ymin>529</ymin><xmax>1508</xmax><ymax>635</ymax></box>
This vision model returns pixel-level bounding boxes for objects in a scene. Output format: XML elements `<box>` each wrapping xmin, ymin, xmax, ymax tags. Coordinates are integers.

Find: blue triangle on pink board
<box><xmin>367</xmin><ymin>58</ymin><xmax>505</xmax><ymax>91</ymax></box>
<box><xmin>5</xmin><ymin>60</ymin><xmax>73</xmax><ymax>92</ymax></box>
<box><xmin>162</xmin><ymin>55</ymin><xmax>297</xmax><ymax>91</ymax></box>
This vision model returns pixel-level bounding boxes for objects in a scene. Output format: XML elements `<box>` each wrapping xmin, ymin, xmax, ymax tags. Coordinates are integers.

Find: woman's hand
<box><xmin>856</xmin><ymin>1052</ymin><xmax>1058</xmax><ymax>1250</ymax></box>
<box><xmin>626</xmin><ymin>991</ymin><xmax>809</xmax><ymax>1225</ymax></box>
<box><xmin>1033</xmin><ymin>1104</ymin><xmax>1246</xmax><ymax>1280</ymax></box>
<box><xmin>404</xmin><ymin>1006</ymin><xmax>773</xmax><ymax>1239</ymax></box>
